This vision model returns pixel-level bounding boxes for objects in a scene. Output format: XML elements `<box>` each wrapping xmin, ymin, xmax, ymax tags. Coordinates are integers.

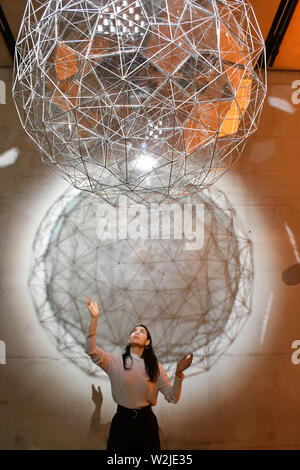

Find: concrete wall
<box><xmin>1</xmin><ymin>65</ymin><xmax>300</xmax><ymax>449</ymax></box>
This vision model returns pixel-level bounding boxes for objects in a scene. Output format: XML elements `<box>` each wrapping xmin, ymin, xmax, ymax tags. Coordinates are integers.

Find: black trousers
<box><xmin>106</xmin><ymin>404</ymin><xmax>161</xmax><ymax>451</ymax></box>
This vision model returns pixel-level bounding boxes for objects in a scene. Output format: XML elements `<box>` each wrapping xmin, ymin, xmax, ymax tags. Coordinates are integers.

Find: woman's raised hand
<box><xmin>176</xmin><ymin>353</ymin><xmax>193</xmax><ymax>374</ymax></box>
<box><xmin>87</xmin><ymin>295</ymin><xmax>100</xmax><ymax>318</ymax></box>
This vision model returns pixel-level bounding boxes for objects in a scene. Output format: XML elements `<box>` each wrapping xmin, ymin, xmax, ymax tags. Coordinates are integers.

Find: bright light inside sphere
<box><xmin>135</xmin><ymin>153</ymin><xmax>157</xmax><ymax>172</ymax></box>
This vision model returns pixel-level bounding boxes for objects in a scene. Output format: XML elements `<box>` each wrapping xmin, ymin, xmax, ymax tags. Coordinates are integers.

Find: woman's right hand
<box><xmin>87</xmin><ymin>295</ymin><xmax>100</xmax><ymax>318</ymax></box>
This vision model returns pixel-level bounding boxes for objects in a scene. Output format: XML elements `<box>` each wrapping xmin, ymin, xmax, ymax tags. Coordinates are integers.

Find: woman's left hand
<box><xmin>176</xmin><ymin>353</ymin><xmax>193</xmax><ymax>375</ymax></box>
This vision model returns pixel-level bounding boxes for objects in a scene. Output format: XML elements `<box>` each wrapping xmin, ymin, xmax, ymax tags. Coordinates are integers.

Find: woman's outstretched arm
<box><xmin>158</xmin><ymin>354</ymin><xmax>193</xmax><ymax>404</ymax></box>
<box><xmin>157</xmin><ymin>363</ymin><xmax>184</xmax><ymax>404</ymax></box>
<box><xmin>85</xmin><ymin>295</ymin><xmax>118</xmax><ymax>372</ymax></box>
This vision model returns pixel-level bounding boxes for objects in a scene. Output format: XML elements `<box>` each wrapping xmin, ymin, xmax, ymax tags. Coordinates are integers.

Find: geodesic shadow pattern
<box><xmin>13</xmin><ymin>0</ymin><xmax>267</xmax><ymax>205</ymax></box>
<box><xmin>28</xmin><ymin>186</ymin><xmax>253</xmax><ymax>377</ymax></box>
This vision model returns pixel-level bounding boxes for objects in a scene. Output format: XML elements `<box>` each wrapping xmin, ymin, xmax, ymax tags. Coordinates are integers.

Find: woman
<box><xmin>85</xmin><ymin>295</ymin><xmax>193</xmax><ymax>450</ymax></box>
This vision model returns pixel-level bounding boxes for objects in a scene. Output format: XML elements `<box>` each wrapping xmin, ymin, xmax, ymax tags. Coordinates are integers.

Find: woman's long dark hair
<box><xmin>122</xmin><ymin>324</ymin><xmax>159</xmax><ymax>382</ymax></box>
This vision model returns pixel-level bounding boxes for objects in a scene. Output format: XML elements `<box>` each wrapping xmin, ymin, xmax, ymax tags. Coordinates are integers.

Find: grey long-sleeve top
<box><xmin>85</xmin><ymin>334</ymin><xmax>184</xmax><ymax>409</ymax></box>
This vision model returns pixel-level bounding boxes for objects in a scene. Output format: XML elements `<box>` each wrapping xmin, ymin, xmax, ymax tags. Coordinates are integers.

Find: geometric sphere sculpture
<box><xmin>13</xmin><ymin>0</ymin><xmax>267</xmax><ymax>206</ymax></box>
<box><xmin>28</xmin><ymin>186</ymin><xmax>253</xmax><ymax>376</ymax></box>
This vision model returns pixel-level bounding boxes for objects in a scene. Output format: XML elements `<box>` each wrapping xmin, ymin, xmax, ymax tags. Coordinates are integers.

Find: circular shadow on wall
<box><xmin>28</xmin><ymin>186</ymin><xmax>254</xmax><ymax>377</ymax></box>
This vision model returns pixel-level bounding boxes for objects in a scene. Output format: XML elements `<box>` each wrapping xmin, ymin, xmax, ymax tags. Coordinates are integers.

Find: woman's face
<box><xmin>129</xmin><ymin>325</ymin><xmax>150</xmax><ymax>348</ymax></box>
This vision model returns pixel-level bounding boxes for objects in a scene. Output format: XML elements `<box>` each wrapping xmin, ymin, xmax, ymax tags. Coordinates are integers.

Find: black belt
<box><xmin>117</xmin><ymin>404</ymin><xmax>152</xmax><ymax>419</ymax></box>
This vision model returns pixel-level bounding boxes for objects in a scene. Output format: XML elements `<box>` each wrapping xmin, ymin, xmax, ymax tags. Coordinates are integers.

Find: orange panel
<box><xmin>273</xmin><ymin>3</ymin><xmax>300</xmax><ymax>70</ymax></box>
<box><xmin>219</xmin><ymin>78</ymin><xmax>252</xmax><ymax>136</ymax></box>
<box><xmin>249</xmin><ymin>0</ymin><xmax>281</xmax><ymax>41</ymax></box>
<box><xmin>225</xmin><ymin>64</ymin><xmax>247</xmax><ymax>92</ymax></box>
<box><xmin>183</xmin><ymin>62</ymin><xmax>253</xmax><ymax>154</ymax></box>
<box><xmin>55</xmin><ymin>43</ymin><xmax>78</xmax><ymax>80</ymax></box>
